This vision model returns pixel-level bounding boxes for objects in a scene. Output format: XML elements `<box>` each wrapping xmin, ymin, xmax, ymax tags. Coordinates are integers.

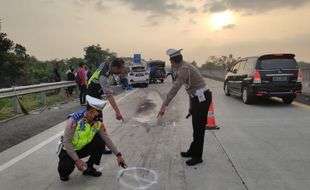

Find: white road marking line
<box><xmin>0</xmin><ymin>89</ymin><xmax>137</xmax><ymax>173</ymax></box>
<box><xmin>0</xmin><ymin>131</ymin><xmax>63</xmax><ymax>172</ymax></box>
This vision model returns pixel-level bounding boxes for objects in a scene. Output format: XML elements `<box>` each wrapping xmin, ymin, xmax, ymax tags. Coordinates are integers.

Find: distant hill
<box><xmin>298</xmin><ymin>62</ymin><xmax>310</xmax><ymax>69</ymax></box>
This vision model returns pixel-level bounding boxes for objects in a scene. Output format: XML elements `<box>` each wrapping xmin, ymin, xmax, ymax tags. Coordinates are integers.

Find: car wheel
<box><xmin>224</xmin><ymin>83</ymin><xmax>230</xmax><ymax>96</ymax></box>
<box><xmin>145</xmin><ymin>83</ymin><xmax>149</xmax><ymax>87</ymax></box>
<box><xmin>161</xmin><ymin>79</ymin><xmax>164</xmax><ymax>83</ymax></box>
<box><xmin>282</xmin><ymin>97</ymin><xmax>294</xmax><ymax>104</ymax></box>
<box><xmin>242</xmin><ymin>88</ymin><xmax>253</xmax><ymax>104</ymax></box>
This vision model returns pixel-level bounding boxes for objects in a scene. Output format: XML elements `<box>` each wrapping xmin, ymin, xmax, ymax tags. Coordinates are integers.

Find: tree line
<box><xmin>199</xmin><ymin>54</ymin><xmax>310</xmax><ymax>71</ymax></box>
<box><xmin>0</xmin><ymin>32</ymin><xmax>122</xmax><ymax>88</ymax></box>
<box><xmin>1</xmin><ymin>32</ymin><xmax>309</xmax><ymax>88</ymax></box>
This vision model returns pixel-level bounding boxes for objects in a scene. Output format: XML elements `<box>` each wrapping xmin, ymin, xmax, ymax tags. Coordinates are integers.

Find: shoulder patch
<box><xmin>68</xmin><ymin>109</ymin><xmax>86</xmax><ymax>123</ymax></box>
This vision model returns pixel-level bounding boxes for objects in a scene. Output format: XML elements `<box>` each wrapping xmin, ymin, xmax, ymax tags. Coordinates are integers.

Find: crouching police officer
<box><xmin>157</xmin><ymin>48</ymin><xmax>211</xmax><ymax>166</ymax></box>
<box><xmin>57</xmin><ymin>95</ymin><xmax>126</xmax><ymax>181</ymax></box>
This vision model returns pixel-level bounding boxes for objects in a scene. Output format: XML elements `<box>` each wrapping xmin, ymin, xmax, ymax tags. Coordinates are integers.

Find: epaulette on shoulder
<box><xmin>68</xmin><ymin>109</ymin><xmax>86</xmax><ymax>122</ymax></box>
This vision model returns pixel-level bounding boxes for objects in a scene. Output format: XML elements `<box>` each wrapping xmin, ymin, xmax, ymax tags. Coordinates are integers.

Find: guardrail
<box><xmin>0</xmin><ymin>81</ymin><xmax>77</xmax><ymax>113</ymax></box>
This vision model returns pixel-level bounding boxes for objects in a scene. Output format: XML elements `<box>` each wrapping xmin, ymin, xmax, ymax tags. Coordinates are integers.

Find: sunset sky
<box><xmin>1</xmin><ymin>0</ymin><xmax>310</xmax><ymax>64</ymax></box>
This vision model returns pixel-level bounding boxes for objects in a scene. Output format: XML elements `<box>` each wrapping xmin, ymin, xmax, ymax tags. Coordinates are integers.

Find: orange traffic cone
<box><xmin>205</xmin><ymin>101</ymin><xmax>219</xmax><ymax>130</ymax></box>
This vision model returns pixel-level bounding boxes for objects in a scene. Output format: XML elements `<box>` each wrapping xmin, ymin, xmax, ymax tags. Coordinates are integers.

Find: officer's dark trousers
<box><xmin>188</xmin><ymin>90</ymin><xmax>212</xmax><ymax>159</ymax></box>
<box><xmin>58</xmin><ymin>134</ymin><xmax>103</xmax><ymax>177</ymax></box>
<box><xmin>79</xmin><ymin>85</ymin><xmax>87</xmax><ymax>105</ymax></box>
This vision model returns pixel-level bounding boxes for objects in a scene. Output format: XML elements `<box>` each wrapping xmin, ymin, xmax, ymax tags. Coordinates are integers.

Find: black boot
<box><xmin>83</xmin><ymin>167</ymin><xmax>102</xmax><ymax>177</ymax></box>
<box><xmin>180</xmin><ymin>151</ymin><xmax>192</xmax><ymax>158</ymax></box>
<box><xmin>60</xmin><ymin>175</ymin><xmax>69</xmax><ymax>181</ymax></box>
<box><xmin>186</xmin><ymin>157</ymin><xmax>203</xmax><ymax>166</ymax></box>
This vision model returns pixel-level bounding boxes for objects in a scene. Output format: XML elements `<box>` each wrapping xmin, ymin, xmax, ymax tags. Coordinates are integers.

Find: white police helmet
<box><xmin>86</xmin><ymin>95</ymin><xmax>107</xmax><ymax>110</ymax></box>
<box><xmin>166</xmin><ymin>48</ymin><xmax>183</xmax><ymax>58</ymax></box>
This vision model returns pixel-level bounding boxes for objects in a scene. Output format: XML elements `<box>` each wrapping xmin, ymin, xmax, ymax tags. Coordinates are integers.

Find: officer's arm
<box><xmin>63</xmin><ymin>118</ymin><xmax>79</xmax><ymax>161</ymax></box>
<box><xmin>98</xmin><ymin>75</ymin><xmax>113</xmax><ymax>97</ymax></box>
<box><xmin>99</xmin><ymin>75</ymin><xmax>122</xmax><ymax>116</ymax></box>
<box><xmin>163</xmin><ymin>68</ymin><xmax>189</xmax><ymax>106</ymax></box>
<box><xmin>98</xmin><ymin>127</ymin><xmax>120</xmax><ymax>155</ymax></box>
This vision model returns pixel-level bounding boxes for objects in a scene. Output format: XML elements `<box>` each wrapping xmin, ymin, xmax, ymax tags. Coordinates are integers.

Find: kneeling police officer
<box><xmin>57</xmin><ymin>95</ymin><xmax>126</xmax><ymax>181</ymax></box>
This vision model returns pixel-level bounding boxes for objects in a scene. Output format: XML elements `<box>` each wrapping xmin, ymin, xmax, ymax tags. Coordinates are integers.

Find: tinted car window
<box><xmin>132</xmin><ymin>67</ymin><xmax>145</xmax><ymax>72</ymax></box>
<box><xmin>256</xmin><ymin>58</ymin><xmax>298</xmax><ymax>70</ymax></box>
<box><xmin>245</xmin><ymin>58</ymin><xmax>256</xmax><ymax>74</ymax></box>
<box><xmin>237</xmin><ymin>61</ymin><xmax>246</xmax><ymax>74</ymax></box>
<box><xmin>232</xmin><ymin>62</ymin><xmax>241</xmax><ymax>71</ymax></box>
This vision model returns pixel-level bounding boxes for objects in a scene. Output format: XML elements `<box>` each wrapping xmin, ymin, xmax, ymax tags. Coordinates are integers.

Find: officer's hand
<box><xmin>117</xmin><ymin>155</ymin><xmax>127</xmax><ymax>168</ymax></box>
<box><xmin>75</xmin><ymin>159</ymin><xmax>86</xmax><ymax>171</ymax></box>
<box><xmin>157</xmin><ymin>104</ymin><xmax>166</xmax><ymax>118</ymax></box>
<box><xmin>116</xmin><ymin>112</ymin><xmax>124</xmax><ymax>122</ymax></box>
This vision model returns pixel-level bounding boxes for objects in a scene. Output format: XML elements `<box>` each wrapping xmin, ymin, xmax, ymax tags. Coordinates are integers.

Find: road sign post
<box><xmin>133</xmin><ymin>54</ymin><xmax>141</xmax><ymax>64</ymax></box>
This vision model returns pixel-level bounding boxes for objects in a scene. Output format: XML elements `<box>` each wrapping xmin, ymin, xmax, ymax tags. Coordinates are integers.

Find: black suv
<box><xmin>224</xmin><ymin>54</ymin><xmax>302</xmax><ymax>104</ymax></box>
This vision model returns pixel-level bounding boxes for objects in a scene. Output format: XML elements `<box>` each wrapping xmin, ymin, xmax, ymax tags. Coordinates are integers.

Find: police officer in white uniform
<box><xmin>157</xmin><ymin>49</ymin><xmax>212</xmax><ymax>166</ymax></box>
<box><xmin>57</xmin><ymin>95</ymin><xmax>126</xmax><ymax>181</ymax></box>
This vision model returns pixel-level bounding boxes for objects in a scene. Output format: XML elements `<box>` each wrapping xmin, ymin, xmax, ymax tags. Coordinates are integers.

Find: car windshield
<box><xmin>132</xmin><ymin>67</ymin><xmax>145</xmax><ymax>72</ymax></box>
<box><xmin>148</xmin><ymin>61</ymin><xmax>165</xmax><ymax>68</ymax></box>
<box><xmin>257</xmin><ymin>58</ymin><xmax>298</xmax><ymax>70</ymax></box>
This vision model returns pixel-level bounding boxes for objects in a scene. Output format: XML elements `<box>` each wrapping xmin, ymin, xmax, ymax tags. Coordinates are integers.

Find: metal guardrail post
<box><xmin>12</xmin><ymin>96</ymin><xmax>21</xmax><ymax>114</ymax></box>
<box><xmin>1</xmin><ymin>81</ymin><xmax>77</xmax><ymax>115</ymax></box>
<box><xmin>60</xmin><ymin>88</ymin><xmax>65</xmax><ymax>98</ymax></box>
<box><xmin>41</xmin><ymin>92</ymin><xmax>46</xmax><ymax>106</ymax></box>
<box><xmin>75</xmin><ymin>86</ymin><xmax>79</xmax><ymax>95</ymax></box>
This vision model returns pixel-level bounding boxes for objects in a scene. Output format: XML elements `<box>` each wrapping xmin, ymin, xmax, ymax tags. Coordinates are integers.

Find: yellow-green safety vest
<box><xmin>87</xmin><ymin>69</ymin><xmax>101</xmax><ymax>86</ymax></box>
<box><xmin>72</xmin><ymin>120</ymin><xmax>102</xmax><ymax>150</ymax></box>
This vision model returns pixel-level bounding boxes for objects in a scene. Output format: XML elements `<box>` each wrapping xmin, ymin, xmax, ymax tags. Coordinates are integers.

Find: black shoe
<box><xmin>180</xmin><ymin>151</ymin><xmax>192</xmax><ymax>158</ymax></box>
<box><xmin>60</xmin><ymin>175</ymin><xmax>69</xmax><ymax>181</ymax></box>
<box><xmin>102</xmin><ymin>149</ymin><xmax>112</xmax><ymax>155</ymax></box>
<box><xmin>83</xmin><ymin>167</ymin><xmax>102</xmax><ymax>177</ymax></box>
<box><xmin>186</xmin><ymin>158</ymin><xmax>203</xmax><ymax>166</ymax></box>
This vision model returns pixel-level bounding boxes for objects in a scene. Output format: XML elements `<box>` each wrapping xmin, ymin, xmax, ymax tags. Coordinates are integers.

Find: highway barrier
<box><xmin>0</xmin><ymin>81</ymin><xmax>77</xmax><ymax>113</ymax></box>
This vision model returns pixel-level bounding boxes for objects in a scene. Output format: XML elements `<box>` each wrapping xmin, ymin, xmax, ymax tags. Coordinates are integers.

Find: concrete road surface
<box><xmin>0</xmin><ymin>79</ymin><xmax>310</xmax><ymax>190</ymax></box>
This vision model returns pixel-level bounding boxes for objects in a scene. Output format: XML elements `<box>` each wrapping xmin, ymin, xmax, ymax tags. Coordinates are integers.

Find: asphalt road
<box><xmin>0</xmin><ymin>79</ymin><xmax>309</xmax><ymax>190</ymax></box>
<box><xmin>0</xmin><ymin>86</ymin><xmax>125</xmax><ymax>153</ymax></box>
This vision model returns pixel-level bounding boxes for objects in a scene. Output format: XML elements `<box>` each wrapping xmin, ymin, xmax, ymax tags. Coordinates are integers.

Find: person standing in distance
<box><xmin>157</xmin><ymin>49</ymin><xmax>212</xmax><ymax>166</ymax></box>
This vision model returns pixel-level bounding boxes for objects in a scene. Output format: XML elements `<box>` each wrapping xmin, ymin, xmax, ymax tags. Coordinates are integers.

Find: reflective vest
<box><xmin>87</xmin><ymin>62</ymin><xmax>110</xmax><ymax>98</ymax></box>
<box><xmin>68</xmin><ymin>110</ymin><xmax>102</xmax><ymax>150</ymax></box>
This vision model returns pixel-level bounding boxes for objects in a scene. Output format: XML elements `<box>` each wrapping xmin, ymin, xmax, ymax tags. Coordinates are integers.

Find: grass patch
<box><xmin>0</xmin><ymin>89</ymin><xmax>78</xmax><ymax>121</ymax></box>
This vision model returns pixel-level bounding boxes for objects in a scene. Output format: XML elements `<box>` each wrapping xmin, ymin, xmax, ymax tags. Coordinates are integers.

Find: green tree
<box><xmin>23</xmin><ymin>57</ymin><xmax>47</xmax><ymax>84</ymax></box>
<box><xmin>0</xmin><ymin>33</ymin><xmax>27</xmax><ymax>88</ymax></box>
<box><xmin>0</xmin><ymin>33</ymin><xmax>14</xmax><ymax>52</ymax></box>
<box><xmin>15</xmin><ymin>43</ymin><xmax>28</xmax><ymax>58</ymax></box>
<box><xmin>200</xmin><ymin>54</ymin><xmax>241</xmax><ymax>71</ymax></box>
<box><xmin>190</xmin><ymin>60</ymin><xmax>198</xmax><ymax>68</ymax></box>
<box><xmin>66</xmin><ymin>57</ymin><xmax>84</xmax><ymax>71</ymax></box>
<box><xmin>84</xmin><ymin>44</ymin><xmax>117</xmax><ymax>68</ymax></box>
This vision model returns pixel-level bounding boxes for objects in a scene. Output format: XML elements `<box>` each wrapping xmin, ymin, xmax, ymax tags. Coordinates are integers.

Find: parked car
<box><xmin>166</xmin><ymin>68</ymin><xmax>176</xmax><ymax>82</ymax></box>
<box><xmin>146</xmin><ymin>60</ymin><xmax>166</xmax><ymax>83</ymax></box>
<box><xmin>224</xmin><ymin>54</ymin><xmax>302</xmax><ymax>104</ymax></box>
<box><xmin>127</xmin><ymin>65</ymin><xmax>149</xmax><ymax>87</ymax></box>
